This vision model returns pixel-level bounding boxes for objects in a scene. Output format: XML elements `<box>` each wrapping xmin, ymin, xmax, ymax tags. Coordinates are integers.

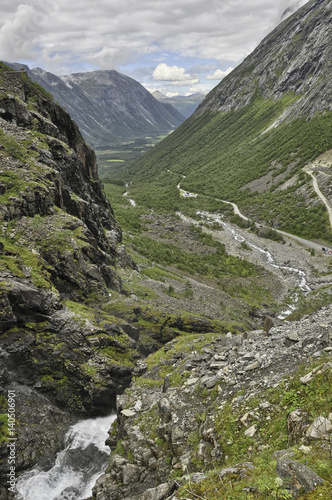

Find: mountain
<box><xmin>5</xmin><ymin>64</ymin><xmax>185</xmax><ymax>149</ymax></box>
<box><xmin>152</xmin><ymin>90</ymin><xmax>205</xmax><ymax>118</ymax></box>
<box><xmin>123</xmin><ymin>0</ymin><xmax>332</xmax><ymax>243</ymax></box>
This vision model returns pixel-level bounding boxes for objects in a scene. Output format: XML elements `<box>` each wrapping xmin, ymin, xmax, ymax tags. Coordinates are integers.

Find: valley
<box><xmin>1</xmin><ymin>0</ymin><xmax>332</xmax><ymax>499</ymax></box>
<box><xmin>95</xmin><ymin>133</ymin><xmax>170</xmax><ymax>179</ymax></box>
<box><xmin>104</xmin><ymin>178</ymin><xmax>332</xmax><ymax>327</ymax></box>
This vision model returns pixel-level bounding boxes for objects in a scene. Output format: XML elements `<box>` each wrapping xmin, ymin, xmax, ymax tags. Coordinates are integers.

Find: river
<box><xmin>178</xmin><ymin>210</ymin><xmax>311</xmax><ymax>319</ymax></box>
<box><xmin>16</xmin><ymin>414</ymin><xmax>116</xmax><ymax>500</ymax></box>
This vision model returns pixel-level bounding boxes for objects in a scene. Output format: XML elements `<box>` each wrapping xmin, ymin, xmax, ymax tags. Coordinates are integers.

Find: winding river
<box><xmin>178</xmin><ymin>210</ymin><xmax>311</xmax><ymax>319</ymax></box>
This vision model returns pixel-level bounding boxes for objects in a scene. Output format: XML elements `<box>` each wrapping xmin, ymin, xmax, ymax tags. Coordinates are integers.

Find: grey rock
<box><xmin>140</xmin><ymin>480</ymin><xmax>177</xmax><ymax>500</ymax></box>
<box><xmin>245</xmin><ymin>425</ymin><xmax>257</xmax><ymax>437</ymax></box>
<box><xmin>306</xmin><ymin>416</ymin><xmax>332</xmax><ymax>439</ymax></box>
<box><xmin>276</xmin><ymin>458</ymin><xmax>324</xmax><ymax>497</ymax></box>
<box><xmin>244</xmin><ymin>361</ymin><xmax>260</xmax><ymax>371</ymax></box>
<box><xmin>121</xmin><ymin>409</ymin><xmax>136</xmax><ymax>417</ymax></box>
<box><xmin>287</xmin><ymin>332</ymin><xmax>300</xmax><ymax>342</ymax></box>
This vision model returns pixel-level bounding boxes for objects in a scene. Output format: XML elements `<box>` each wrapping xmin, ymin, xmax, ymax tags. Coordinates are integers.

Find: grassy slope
<box><xmin>118</xmin><ymin>92</ymin><xmax>332</xmax><ymax>242</ymax></box>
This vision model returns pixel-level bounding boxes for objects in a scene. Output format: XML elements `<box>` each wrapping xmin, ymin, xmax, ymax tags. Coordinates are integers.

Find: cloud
<box><xmin>206</xmin><ymin>67</ymin><xmax>234</xmax><ymax>80</ymax></box>
<box><xmin>153</xmin><ymin>63</ymin><xmax>199</xmax><ymax>86</ymax></box>
<box><xmin>0</xmin><ymin>0</ymin><xmax>60</xmax><ymax>60</ymax></box>
<box><xmin>0</xmin><ymin>0</ymin><xmax>310</xmax><ymax>77</ymax></box>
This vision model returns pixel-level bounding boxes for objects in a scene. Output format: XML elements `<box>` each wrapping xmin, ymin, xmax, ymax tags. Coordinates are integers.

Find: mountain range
<box><xmin>152</xmin><ymin>90</ymin><xmax>205</xmax><ymax>118</ymax></box>
<box><xmin>5</xmin><ymin>63</ymin><xmax>185</xmax><ymax>149</ymax></box>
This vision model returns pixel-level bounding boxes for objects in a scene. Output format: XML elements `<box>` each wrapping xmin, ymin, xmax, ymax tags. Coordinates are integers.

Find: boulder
<box><xmin>306</xmin><ymin>416</ymin><xmax>332</xmax><ymax>440</ymax></box>
<box><xmin>276</xmin><ymin>458</ymin><xmax>324</xmax><ymax>497</ymax></box>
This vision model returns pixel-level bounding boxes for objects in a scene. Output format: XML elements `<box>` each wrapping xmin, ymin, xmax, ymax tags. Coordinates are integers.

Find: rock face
<box><xmin>93</xmin><ymin>306</ymin><xmax>332</xmax><ymax>499</ymax></box>
<box><xmin>197</xmin><ymin>0</ymin><xmax>332</xmax><ymax>122</ymax></box>
<box><xmin>7</xmin><ymin>64</ymin><xmax>185</xmax><ymax>148</ymax></box>
<box><xmin>0</xmin><ymin>64</ymin><xmax>139</xmax><ymax>488</ymax></box>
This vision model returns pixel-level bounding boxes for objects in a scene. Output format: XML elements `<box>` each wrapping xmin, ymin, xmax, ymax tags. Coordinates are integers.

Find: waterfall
<box><xmin>16</xmin><ymin>414</ymin><xmax>116</xmax><ymax>500</ymax></box>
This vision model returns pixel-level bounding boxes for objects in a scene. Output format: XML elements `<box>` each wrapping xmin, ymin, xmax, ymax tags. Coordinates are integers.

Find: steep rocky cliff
<box><xmin>0</xmin><ymin>63</ymin><xmax>128</xmax><ymax>490</ymax></box>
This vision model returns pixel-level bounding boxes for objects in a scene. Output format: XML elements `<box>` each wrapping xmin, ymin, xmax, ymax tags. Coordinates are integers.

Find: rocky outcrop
<box><xmin>93</xmin><ymin>306</ymin><xmax>332</xmax><ymax>499</ymax></box>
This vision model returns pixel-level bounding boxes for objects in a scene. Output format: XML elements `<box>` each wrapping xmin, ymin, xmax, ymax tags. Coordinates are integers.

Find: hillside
<box><xmin>94</xmin><ymin>306</ymin><xmax>332</xmax><ymax>500</ymax></box>
<box><xmin>5</xmin><ymin>64</ymin><xmax>185</xmax><ymax>150</ymax></box>
<box><xmin>123</xmin><ymin>0</ymin><xmax>332</xmax><ymax>243</ymax></box>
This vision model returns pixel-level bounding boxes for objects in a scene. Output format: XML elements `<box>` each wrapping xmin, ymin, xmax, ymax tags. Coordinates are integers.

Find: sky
<box><xmin>0</xmin><ymin>0</ymin><xmax>308</xmax><ymax>96</ymax></box>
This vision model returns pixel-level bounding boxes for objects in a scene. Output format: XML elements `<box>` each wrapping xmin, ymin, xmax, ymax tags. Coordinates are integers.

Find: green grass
<box><xmin>131</xmin><ymin>234</ymin><xmax>258</xmax><ymax>278</ymax></box>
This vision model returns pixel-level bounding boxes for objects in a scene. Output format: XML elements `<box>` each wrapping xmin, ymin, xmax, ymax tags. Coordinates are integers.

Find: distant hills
<box><xmin>122</xmin><ymin>0</ymin><xmax>332</xmax><ymax>243</ymax></box>
<box><xmin>5</xmin><ymin>63</ymin><xmax>185</xmax><ymax>149</ymax></box>
<box><xmin>152</xmin><ymin>91</ymin><xmax>205</xmax><ymax>118</ymax></box>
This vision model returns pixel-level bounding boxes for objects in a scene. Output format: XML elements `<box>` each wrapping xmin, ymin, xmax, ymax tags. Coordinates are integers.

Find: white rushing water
<box><xmin>16</xmin><ymin>414</ymin><xmax>116</xmax><ymax>500</ymax></box>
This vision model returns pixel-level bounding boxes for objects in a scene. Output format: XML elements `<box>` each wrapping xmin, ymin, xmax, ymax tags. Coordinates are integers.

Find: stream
<box><xmin>123</xmin><ymin>183</ymin><xmax>136</xmax><ymax>206</ymax></box>
<box><xmin>16</xmin><ymin>414</ymin><xmax>116</xmax><ymax>500</ymax></box>
<box><xmin>179</xmin><ymin>210</ymin><xmax>312</xmax><ymax>319</ymax></box>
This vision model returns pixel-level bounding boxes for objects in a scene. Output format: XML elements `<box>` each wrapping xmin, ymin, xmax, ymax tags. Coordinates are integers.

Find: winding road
<box><xmin>305</xmin><ymin>167</ymin><xmax>332</xmax><ymax>229</ymax></box>
<box><xmin>175</xmin><ymin>170</ymin><xmax>332</xmax><ymax>253</ymax></box>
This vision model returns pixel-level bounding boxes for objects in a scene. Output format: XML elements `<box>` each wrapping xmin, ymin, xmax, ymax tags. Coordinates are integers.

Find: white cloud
<box><xmin>153</xmin><ymin>63</ymin><xmax>198</xmax><ymax>86</ymax></box>
<box><xmin>206</xmin><ymin>67</ymin><xmax>234</xmax><ymax>80</ymax></box>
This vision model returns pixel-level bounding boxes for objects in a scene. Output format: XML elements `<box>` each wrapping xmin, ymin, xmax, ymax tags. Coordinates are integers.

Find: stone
<box><xmin>244</xmin><ymin>361</ymin><xmax>260</xmax><ymax>371</ymax></box>
<box><xmin>140</xmin><ymin>480</ymin><xmax>177</xmax><ymax>500</ymax></box>
<box><xmin>134</xmin><ymin>400</ymin><xmax>142</xmax><ymax>412</ymax></box>
<box><xmin>210</xmin><ymin>361</ymin><xmax>228</xmax><ymax>369</ymax></box>
<box><xmin>306</xmin><ymin>416</ymin><xmax>332</xmax><ymax>439</ymax></box>
<box><xmin>300</xmin><ymin>372</ymin><xmax>313</xmax><ymax>384</ymax></box>
<box><xmin>276</xmin><ymin>458</ymin><xmax>324</xmax><ymax>497</ymax></box>
<box><xmin>218</xmin><ymin>462</ymin><xmax>255</xmax><ymax>480</ymax></box>
<box><xmin>121</xmin><ymin>409</ymin><xmax>136</xmax><ymax>417</ymax></box>
<box><xmin>245</xmin><ymin>425</ymin><xmax>257</xmax><ymax>437</ymax></box>
<box><xmin>204</xmin><ymin>376</ymin><xmax>220</xmax><ymax>388</ymax></box>
<box><xmin>185</xmin><ymin>377</ymin><xmax>199</xmax><ymax>386</ymax></box>
<box><xmin>287</xmin><ymin>332</ymin><xmax>300</xmax><ymax>342</ymax></box>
